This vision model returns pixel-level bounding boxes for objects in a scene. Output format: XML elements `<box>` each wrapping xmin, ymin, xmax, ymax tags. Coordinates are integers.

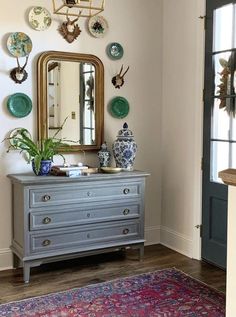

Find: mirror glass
<box><xmin>37</xmin><ymin>51</ymin><xmax>104</xmax><ymax>151</ymax></box>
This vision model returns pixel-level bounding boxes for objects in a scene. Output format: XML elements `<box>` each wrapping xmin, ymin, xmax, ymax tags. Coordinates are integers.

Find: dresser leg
<box><xmin>139</xmin><ymin>245</ymin><xmax>144</xmax><ymax>261</ymax></box>
<box><xmin>23</xmin><ymin>263</ymin><xmax>31</xmax><ymax>283</ymax></box>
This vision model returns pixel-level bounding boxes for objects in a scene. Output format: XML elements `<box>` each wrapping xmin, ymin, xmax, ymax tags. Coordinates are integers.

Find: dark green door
<box><xmin>202</xmin><ymin>0</ymin><xmax>236</xmax><ymax>269</ymax></box>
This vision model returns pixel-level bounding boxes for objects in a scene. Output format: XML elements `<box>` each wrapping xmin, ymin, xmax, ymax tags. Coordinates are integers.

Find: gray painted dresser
<box><xmin>8</xmin><ymin>171</ymin><xmax>149</xmax><ymax>283</ymax></box>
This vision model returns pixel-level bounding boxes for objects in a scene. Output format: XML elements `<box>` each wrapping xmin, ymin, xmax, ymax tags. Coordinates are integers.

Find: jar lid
<box><xmin>117</xmin><ymin>123</ymin><xmax>134</xmax><ymax>138</ymax></box>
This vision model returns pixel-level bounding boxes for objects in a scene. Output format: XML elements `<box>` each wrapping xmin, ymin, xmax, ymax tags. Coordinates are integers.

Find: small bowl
<box><xmin>101</xmin><ymin>167</ymin><xmax>122</xmax><ymax>174</ymax></box>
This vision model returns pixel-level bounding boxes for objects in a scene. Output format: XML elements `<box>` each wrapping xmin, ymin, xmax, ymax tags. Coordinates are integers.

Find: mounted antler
<box><xmin>59</xmin><ymin>10</ymin><xmax>82</xmax><ymax>43</ymax></box>
<box><xmin>112</xmin><ymin>65</ymin><xmax>130</xmax><ymax>89</ymax></box>
<box><xmin>10</xmin><ymin>56</ymin><xmax>29</xmax><ymax>84</ymax></box>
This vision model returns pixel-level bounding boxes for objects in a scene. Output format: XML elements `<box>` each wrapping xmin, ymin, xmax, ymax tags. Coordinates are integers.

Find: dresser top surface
<box><xmin>8</xmin><ymin>170</ymin><xmax>149</xmax><ymax>185</ymax></box>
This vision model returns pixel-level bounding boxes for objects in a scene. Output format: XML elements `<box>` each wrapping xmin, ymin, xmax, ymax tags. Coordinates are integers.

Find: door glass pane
<box><xmin>231</xmin><ymin>109</ymin><xmax>236</xmax><ymax>140</ymax></box>
<box><xmin>213</xmin><ymin>4</ymin><xmax>234</xmax><ymax>52</ymax></box>
<box><xmin>232</xmin><ymin>143</ymin><xmax>236</xmax><ymax>166</ymax></box>
<box><xmin>212</xmin><ymin>98</ymin><xmax>230</xmax><ymax>140</ymax></box>
<box><xmin>211</xmin><ymin>141</ymin><xmax>229</xmax><ymax>182</ymax></box>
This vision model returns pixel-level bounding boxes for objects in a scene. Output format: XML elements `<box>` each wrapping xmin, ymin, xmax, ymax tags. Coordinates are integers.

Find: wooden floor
<box><xmin>0</xmin><ymin>244</ymin><xmax>226</xmax><ymax>304</ymax></box>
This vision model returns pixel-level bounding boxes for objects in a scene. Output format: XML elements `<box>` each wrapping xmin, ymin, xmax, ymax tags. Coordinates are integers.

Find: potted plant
<box><xmin>5</xmin><ymin>126</ymin><xmax>70</xmax><ymax>176</ymax></box>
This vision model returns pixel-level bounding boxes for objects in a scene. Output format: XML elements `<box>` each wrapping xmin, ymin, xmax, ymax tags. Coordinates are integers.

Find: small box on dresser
<box><xmin>8</xmin><ymin>171</ymin><xmax>149</xmax><ymax>283</ymax></box>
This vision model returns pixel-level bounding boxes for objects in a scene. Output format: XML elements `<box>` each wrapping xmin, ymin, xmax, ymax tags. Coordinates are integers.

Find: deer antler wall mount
<box><xmin>112</xmin><ymin>65</ymin><xmax>130</xmax><ymax>89</ymax></box>
<box><xmin>59</xmin><ymin>10</ymin><xmax>82</xmax><ymax>43</ymax></box>
<box><xmin>7</xmin><ymin>32</ymin><xmax>32</xmax><ymax>84</ymax></box>
<box><xmin>10</xmin><ymin>56</ymin><xmax>29</xmax><ymax>84</ymax></box>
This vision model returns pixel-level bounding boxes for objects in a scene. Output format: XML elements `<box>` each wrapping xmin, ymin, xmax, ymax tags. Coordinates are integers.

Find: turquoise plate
<box><xmin>107</xmin><ymin>42</ymin><xmax>124</xmax><ymax>60</ymax></box>
<box><xmin>7</xmin><ymin>32</ymin><xmax>32</xmax><ymax>57</ymax></box>
<box><xmin>7</xmin><ymin>93</ymin><xmax>32</xmax><ymax>118</ymax></box>
<box><xmin>109</xmin><ymin>97</ymin><xmax>129</xmax><ymax>119</ymax></box>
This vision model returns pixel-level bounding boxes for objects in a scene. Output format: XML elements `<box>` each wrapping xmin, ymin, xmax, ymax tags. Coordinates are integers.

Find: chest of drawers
<box><xmin>8</xmin><ymin>171</ymin><xmax>149</xmax><ymax>283</ymax></box>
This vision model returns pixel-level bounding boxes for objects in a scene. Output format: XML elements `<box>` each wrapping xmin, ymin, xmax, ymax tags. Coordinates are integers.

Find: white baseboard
<box><xmin>145</xmin><ymin>225</ymin><xmax>161</xmax><ymax>246</ymax></box>
<box><xmin>0</xmin><ymin>248</ymin><xmax>12</xmax><ymax>271</ymax></box>
<box><xmin>160</xmin><ymin>226</ymin><xmax>193</xmax><ymax>258</ymax></box>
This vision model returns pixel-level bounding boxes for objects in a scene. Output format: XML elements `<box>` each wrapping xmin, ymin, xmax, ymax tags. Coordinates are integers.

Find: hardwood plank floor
<box><xmin>0</xmin><ymin>244</ymin><xmax>226</xmax><ymax>304</ymax></box>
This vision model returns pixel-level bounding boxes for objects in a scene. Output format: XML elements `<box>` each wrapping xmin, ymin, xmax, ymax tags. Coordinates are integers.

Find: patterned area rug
<box><xmin>0</xmin><ymin>268</ymin><xmax>225</xmax><ymax>317</ymax></box>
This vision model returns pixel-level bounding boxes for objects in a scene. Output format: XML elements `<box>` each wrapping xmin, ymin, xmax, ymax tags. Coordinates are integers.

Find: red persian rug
<box><xmin>0</xmin><ymin>268</ymin><xmax>225</xmax><ymax>317</ymax></box>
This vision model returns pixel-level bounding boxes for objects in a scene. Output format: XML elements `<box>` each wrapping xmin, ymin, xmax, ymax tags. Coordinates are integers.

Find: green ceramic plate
<box><xmin>7</xmin><ymin>93</ymin><xmax>32</xmax><ymax>118</ymax></box>
<box><xmin>109</xmin><ymin>97</ymin><xmax>129</xmax><ymax>119</ymax></box>
<box><xmin>107</xmin><ymin>42</ymin><xmax>124</xmax><ymax>60</ymax></box>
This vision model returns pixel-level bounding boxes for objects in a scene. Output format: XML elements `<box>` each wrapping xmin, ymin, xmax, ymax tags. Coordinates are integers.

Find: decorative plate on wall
<box><xmin>28</xmin><ymin>7</ymin><xmax>52</xmax><ymax>31</ymax></box>
<box><xmin>107</xmin><ymin>42</ymin><xmax>124</xmax><ymax>60</ymax></box>
<box><xmin>9</xmin><ymin>128</ymin><xmax>31</xmax><ymax>148</ymax></box>
<box><xmin>88</xmin><ymin>15</ymin><xmax>108</xmax><ymax>38</ymax></box>
<box><xmin>109</xmin><ymin>96</ymin><xmax>129</xmax><ymax>119</ymax></box>
<box><xmin>7</xmin><ymin>32</ymin><xmax>32</xmax><ymax>57</ymax></box>
<box><xmin>7</xmin><ymin>93</ymin><xmax>32</xmax><ymax>118</ymax></box>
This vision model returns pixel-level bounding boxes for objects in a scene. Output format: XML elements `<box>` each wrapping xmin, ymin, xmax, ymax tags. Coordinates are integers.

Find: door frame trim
<box><xmin>191</xmin><ymin>0</ymin><xmax>206</xmax><ymax>261</ymax></box>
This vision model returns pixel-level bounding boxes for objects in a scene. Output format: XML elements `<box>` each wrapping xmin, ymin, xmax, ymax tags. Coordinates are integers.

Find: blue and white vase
<box><xmin>112</xmin><ymin>123</ymin><xmax>137</xmax><ymax>171</ymax></box>
<box><xmin>97</xmin><ymin>142</ymin><xmax>111</xmax><ymax>167</ymax></box>
<box><xmin>32</xmin><ymin>159</ymin><xmax>52</xmax><ymax>176</ymax></box>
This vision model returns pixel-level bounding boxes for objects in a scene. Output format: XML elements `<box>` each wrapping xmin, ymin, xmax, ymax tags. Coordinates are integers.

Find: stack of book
<box><xmin>51</xmin><ymin>165</ymin><xmax>98</xmax><ymax>177</ymax></box>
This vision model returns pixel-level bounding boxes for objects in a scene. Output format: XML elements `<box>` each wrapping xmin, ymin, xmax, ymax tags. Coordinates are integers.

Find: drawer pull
<box><xmin>87</xmin><ymin>213</ymin><xmax>91</xmax><ymax>218</ymax></box>
<box><xmin>42</xmin><ymin>217</ymin><xmax>51</xmax><ymax>224</ymax></box>
<box><xmin>42</xmin><ymin>239</ymin><xmax>51</xmax><ymax>247</ymax></box>
<box><xmin>123</xmin><ymin>188</ymin><xmax>130</xmax><ymax>195</ymax></box>
<box><xmin>42</xmin><ymin>195</ymin><xmax>51</xmax><ymax>202</ymax></box>
<box><xmin>123</xmin><ymin>209</ymin><xmax>130</xmax><ymax>215</ymax></box>
<box><xmin>87</xmin><ymin>233</ymin><xmax>90</xmax><ymax>239</ymax></box>
<box><xmin>123</xmin><ymin>228</ymin><xmax>129</xmax><ymax>235</ymax></box>
<box><xmin>87</xmin><ymin>192</ymin><xmax>92</xmax><ymax>197</ymax></box>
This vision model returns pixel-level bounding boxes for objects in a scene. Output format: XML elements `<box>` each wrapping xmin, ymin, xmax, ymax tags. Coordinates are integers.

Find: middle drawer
<box><xmin>29</xmin><ymin>202</ymin><xmax>141</xmax><ymax>231</ymax></box>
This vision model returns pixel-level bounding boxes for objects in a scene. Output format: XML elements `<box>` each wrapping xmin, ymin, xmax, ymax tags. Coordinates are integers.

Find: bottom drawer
<box><xmin>29</xmin><ymin>220</ymin><xmax>141</xmax><ymax>254</ymax></box>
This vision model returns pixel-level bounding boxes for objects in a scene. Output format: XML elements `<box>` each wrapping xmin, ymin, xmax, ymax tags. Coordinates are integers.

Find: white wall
<box><xmin>161</xmin><ymin>0</ymin><xmax>205</xmax><ymax>258</ymax></box>
<box><xmin>226</xmin><ymin>186</ymin><xmax>236</xmax><ymax>316</ymax></box>
<box><xmin>0</xmin><ymin>0</ymin><xmax>163</xmax><ymax>269</ymax></box>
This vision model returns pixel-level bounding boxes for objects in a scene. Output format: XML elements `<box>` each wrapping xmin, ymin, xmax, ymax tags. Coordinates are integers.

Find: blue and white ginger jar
<box><xmin>112</xmin><ymin>123</ymin><xmax>137</xmax><ymax>171</ymax></box>
<box><xmin>97</xmin><ymin>142</ymin><xmax>111</xmax><ymax>167</ymax></box>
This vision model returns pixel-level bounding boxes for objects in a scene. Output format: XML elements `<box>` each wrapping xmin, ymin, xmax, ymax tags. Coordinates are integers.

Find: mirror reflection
<box><xmin>47</xmin><ymin>61</ymin><xmax>95</xmax><ymax>145</ymax></box>
<box><xmin>37</xmin><ymin>51</ymin><xmax>104</xmax><ymax>152</ymax></box>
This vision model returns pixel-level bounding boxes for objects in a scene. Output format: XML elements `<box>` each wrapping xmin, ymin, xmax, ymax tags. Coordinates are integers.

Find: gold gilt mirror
<box><xmin>37</xmin><ymin>51</ymin><xmax>104</xmax><ymax>151</ymax></box>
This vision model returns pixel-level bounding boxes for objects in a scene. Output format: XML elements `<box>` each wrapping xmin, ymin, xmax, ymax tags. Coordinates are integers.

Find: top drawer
<box><xmin>29</xmin><ymin>181</ymin><xmax>142</xmax><ymax>208</ymax></box>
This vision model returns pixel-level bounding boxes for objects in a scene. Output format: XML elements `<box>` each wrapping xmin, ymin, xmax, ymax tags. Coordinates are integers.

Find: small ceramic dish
<box><xmin>107</xmin><ymin>42</ymin><xmax>124</xmax><ymax>60</ymax></box>
<box><xmin>109</xmin><ymin>96</ymin><xmax>129</xmax><ymax>119</ymax></box>
<box><xmin>101</xmin><ymin>167</ymin><xmax>122</xmax><ymax>174</ymax></box>
<box><xmin>7</xmin><ymin>32</ymin><xmax>32</xmax><ymax>57</ymax></box>
<box><xmin>88</xmin><ymin>15</ymin><xmax>108</xmax><ymax>38</ymax></box>
<box><xmin>28</xmin><ymin>7</ymin><xmax>52</xmax><ymax>31</ymax></box>
<box><xmin>7</xmin><ymin>93</ymin><xmax>32</xmax><ymax>118</ymax></box>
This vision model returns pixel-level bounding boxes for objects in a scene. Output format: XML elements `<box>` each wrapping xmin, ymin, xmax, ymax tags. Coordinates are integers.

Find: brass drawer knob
<box><xmin>42</xmin><ymin>217</ymin><xmax>51</xmax><ymax>224</ymax></box>
<box><xmin>42</xmin><ymin>195</ymin><xmax>51</xmax><ymax>202</ymax></box>
<box><xmin>123</xmin><ymin>188</ymin><xmax>130</xmax><ymax>195</ymax></box>
<box><xmin>123</xmin><ymin>209</ymin><xmax>130</xmax><ymax>215</ymax></box>
<box><xmin>42</xmin><ymin>239</ymin><xmax>51</xmax><ymax>247</ymax></box>
<box><xmin>123</xmin><ymin>228</ymin><xmax>129</xmax><ymax>235</ymax></box>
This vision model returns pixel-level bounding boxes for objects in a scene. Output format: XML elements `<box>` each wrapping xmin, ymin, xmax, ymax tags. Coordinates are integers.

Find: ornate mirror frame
<box><xmin>37</xmin><ymin>51</ymin><xmax>104</xmax><ymax>151</ymax></box>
